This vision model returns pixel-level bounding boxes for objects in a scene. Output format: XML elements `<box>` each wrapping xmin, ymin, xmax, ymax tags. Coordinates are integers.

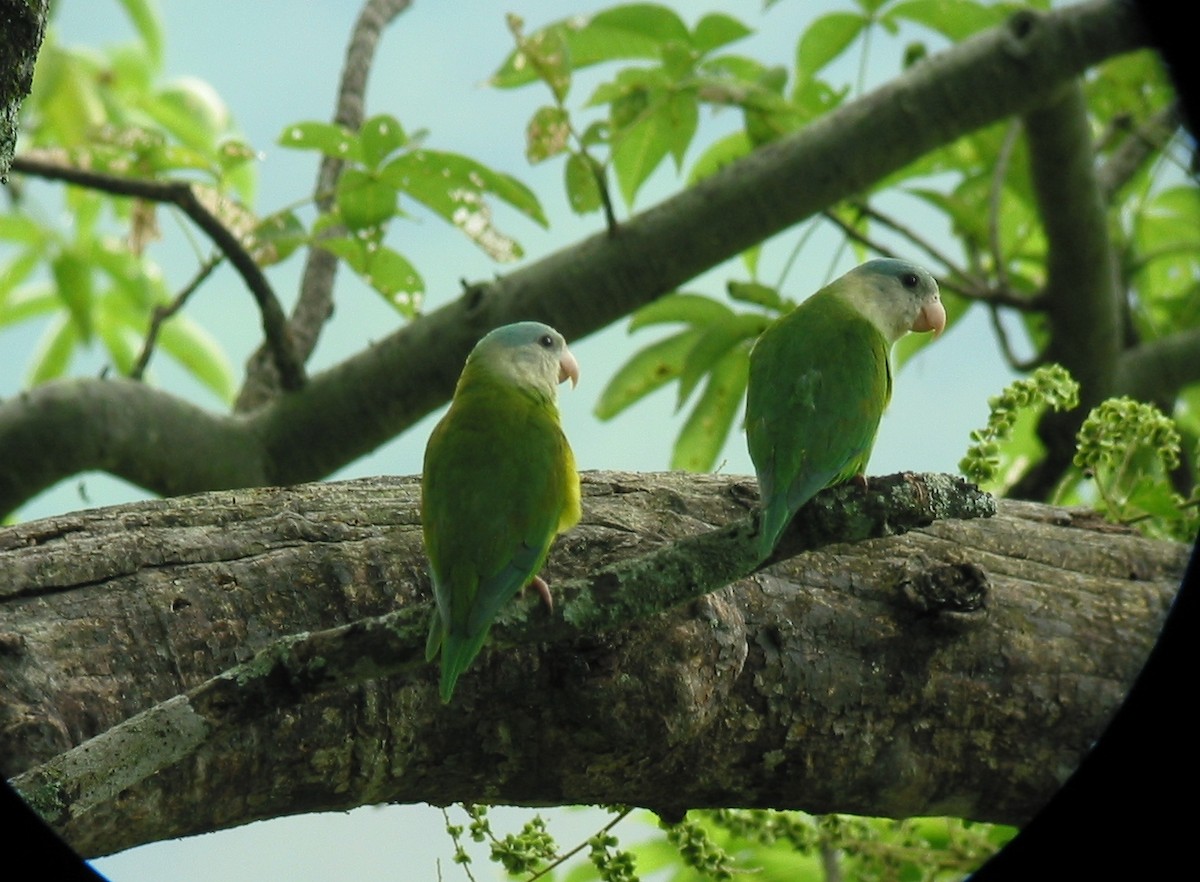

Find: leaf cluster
<box><xmin>3</xmin><ymin>1</ymin><xmax>245</xmax><ymax>397</ymax></box>
<box><xmin>277</xmin><ymin>114</ymin><xmax>547</xmax><ymax>314</ymax></box>
<box><xmin>962</xmin><ymin>369</ymin><xmax>1198</xmax><ymax>539</ymax></box>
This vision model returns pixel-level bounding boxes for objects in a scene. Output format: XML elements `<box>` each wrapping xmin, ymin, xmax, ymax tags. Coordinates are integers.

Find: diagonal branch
<box><xmin>130</xmin><ymin>255</ymin><xmax>221</xmax><ymax>380</ymax></box>
<box><xmin>237</xmin><ymin>0</ymin><xmax>414</xmax><ymax>410</ymax></box>
<box><xmin>9</xmin><ymin>153</ymin><xmax>306</xmax><ymax>391</ymax></box>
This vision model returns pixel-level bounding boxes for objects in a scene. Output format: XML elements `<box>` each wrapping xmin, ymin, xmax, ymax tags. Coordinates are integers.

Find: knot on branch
<box><xmin>1005</xmin><ymin>8</ymin><xmax>1042</xmax><ymax>52</ymax></box>
<box><xmin>896</xmin><ymin>557</ymin><xmax>991</xmax><ymax>623</ymax></box>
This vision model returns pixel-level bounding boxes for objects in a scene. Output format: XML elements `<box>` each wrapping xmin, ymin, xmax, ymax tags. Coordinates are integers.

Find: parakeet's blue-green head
<box><xmin>837</xmin><ymin>259</ymin><xmax>946</xmax><ymax>342</ymax></box>
<box><xmin>463</xmin><ymin>321</ymin><xmax>580</xmax><ymax>399</ymax></box>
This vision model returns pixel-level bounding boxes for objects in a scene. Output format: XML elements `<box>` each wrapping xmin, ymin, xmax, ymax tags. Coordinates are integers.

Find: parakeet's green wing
<box><xmin>423</xmin><ymin>375</ymin><xmax>579</xmax><ymax>700</ymax></box>
<box><xmin>747</xmin><ymin>291</ymin><xmax>891</xmax><ymax>557</ymax></box>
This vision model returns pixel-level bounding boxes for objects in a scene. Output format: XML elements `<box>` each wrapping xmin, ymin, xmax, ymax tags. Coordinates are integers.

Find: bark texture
<box><xmin>0</xmin><ymin>0</ymin><xmax>48</xmax><ymax>177</ymax></box>
<box><xmin>0</xmin><ymin>471</ymin><xmax>1187</xmax><ymax>857</ymax></box>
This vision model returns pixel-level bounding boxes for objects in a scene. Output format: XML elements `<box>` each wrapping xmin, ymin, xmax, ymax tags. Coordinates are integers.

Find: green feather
<box><xmin>746</xmin><ymin>260</ymin><xmax>942</xmax><ymax>560</ymax></box>
<box><xmin>422</xmin><ymin>323</ymin><xmax>581</xmax><ymax>703</ymax></box>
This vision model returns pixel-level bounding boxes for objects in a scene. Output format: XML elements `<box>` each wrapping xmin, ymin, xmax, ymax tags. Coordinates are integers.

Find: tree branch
<box><xmin>0</xmin><ymin>0</ymin><xmax>1151</xmax><ymax>516</ymax></box>
<box><xmin>9</xmin><ymin>153</ymin><xmax>306</xmax><ymax>391</ymax></box>
<box><xmin>0</xmin><ymin>472</ymin><xmax>1186</xmax><ymax>856</ymax></box>
<box><xmin>0</xmin><ymin>0</ymin><xmax>48</xmax><ymax>178</ymax></box>
<box><xmin>1095</xmin><ymin>102</ymin><xmax>1181</xmax><ymax>199</ymax></box>
<box><xmin>1115</xmin><ymin>325</ymin><xmax>1200</xmax><ymax>402</ymax></box>
<box><xmin>1009</xmin><ymin>81</ymin><xmax>1123</xmax><ymax>499</ymax></box>
<box><xmin>237</xmin><ymin>0</ymin><xmax>414</xmax><ymax>410</ymax></box>
<box><xmin>130</xmin><ymin>255</ymin><xmax>222</xmax><ymax>380</ymax></box>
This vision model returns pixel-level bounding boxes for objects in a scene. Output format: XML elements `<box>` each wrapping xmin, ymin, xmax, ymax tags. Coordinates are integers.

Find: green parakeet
<box><xmin>746</xmin><ymin>259</ymin><xmax>946</xmax><ymax>560</ymax></box>
<box><xmin>422</xmin><ymin>321</ymin><xmax>581</xmax><ymax>703</ymax></box>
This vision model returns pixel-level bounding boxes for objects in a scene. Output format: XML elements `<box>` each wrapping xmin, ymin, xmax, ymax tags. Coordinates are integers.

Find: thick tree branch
<box><xmin>1115</xmin><ymin>325</ymin><xmax>1200</xmax><ymax>402</ymax></box>
<box><xmin>0</xmin><ymin>0</ymin><xmax>47</xmax><ymax>177</ymax></box>
<box><xmin>1010</xmin><ymin>81</ymin><xmax>1123</xmax><ymax>499</ymax></box>
<box><xmin>237</xmin><ymin>0</ymin><xmax>413</xmax><ymax>410</ymax></box>
<box><xmin>0</xmin><ymin>472</ymin><xmax>1185</xmax><ymax>857</ymax></box>
<box><xmin>0</xmin><ymin>0</ymin><xmax>1151</xmax><ymax>516</ymax></box>
<box><xmin>0</xmin><ymin>379</ymin><xmax>267</xmax><ymax>509</ymax></box>
<box><xmin>8</xmin><ymin>153</ymin><xmax>306</xmax><ymax>391</ymax></box>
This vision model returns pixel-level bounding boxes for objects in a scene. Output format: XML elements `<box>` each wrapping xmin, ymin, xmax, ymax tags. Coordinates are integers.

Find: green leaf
<box><xmin>34</xmin><ymin>48</ymin><xmax>107</xmax><ymax>146</ymax></box>
<box><xmin>91</xmin><ymin>239</ymin><xmax>162</xmax><ymax>311</ymax></box>
<box><xmin>95</xmin><ymin>307</ymin><xmax>141</xmax><ymax>376</ymax></box>
<box><xmin>672</xmin><ymin>347</ymin><xmax>749</xmax><ymax>472</ymax></box>
<box><xmin>595</xmin><ymin>328</ymin><xmax>703</xmax><ymax>420</ymax></box>
<box><xmin>492</xmin><ymin>4</ymin><xmax>688</xmax><ymax>89</ymax></box>
<box><xmin>612</xmin><ymin>89</ymin><xmax>698</xmax><ymax>205</ymax></box>
<box><xmin>336</xmin><ymin>168</ymin><xmax>398</xmax><ymax>230</ymax></box>
<box><xmin>359</xmin><ymin>114</ymin><xmax>408</xmax><ymax>168</ymax></box>
<box><xmin>0</xmin><ymin>213</ymin><xmax>49</xmax><ymax>245</ymax></box>
<box><xmin>156</xmin><ymin>314</ymin><xmax>237</xmax><ymax>402</ymax></box>
<box><xmin>116</xmin><ymin>0</ymin><xmax>165</xmax><ymax>68</ymax></box>
<box><xmin>511</xmin><ymin>16</ymin><xmax>573</xmax><ymax>101</ymax></box>
<box><xmin>27</xmin><ymin>315</ymin><xmax>78</xmax><ymax>386</ymax></box>
<box><xmin>380</xmin><ymin>149</ymin><xmax>546</xmax><ymax>257</ymax></box>
<box><xmin>691</xmin><ymin>13</ymin><xmax>753</xmax><ymax>54</ymax></box>
<box><xmin>249</xmin><ymin>210</ymin><xmax>308</xmax><ymax>266</ymax></box>
<box><xmin>564</xmin><ymin>152</ymin><xmax>604</xmax><ymax>214</ymax></box>
<box><xmin>360</xmin><ymin>245</ymin><xmax>425</xmax><ymax>316</ymax></box>
<box><xmin>144</xmin><ymin>77</ymin><xmax>232</xmax><ymax>152</ymax></box>
<box><xmin>216</xmin><ymin>138</ymin><xmax>258</xmax><ymax>172</ymax></box>
<box><xmin>794</xmin><ymin>12</ymin><xmax>866</xmax><ymax>86</ymax></box>
<box><xmin>277</xmin><ymin>120</ymin><xmax>362</xmax><ymax>162</ymax></box>
<box><xmin>629</xmin><ymin>292</ymin><xmax>733</xmax><ymax>331</ymax></box>
<box><xmin>0</xmin><ymin>248</ymin><xmax>47</xmax><ymax>307</ymax></box>
<box><xmin>0</xmin><ymin>285</ymin><xmax>58</xmax><ymax>327</ymax></box>
<box><xmin>727</xmin><ymin>280</ymin><xmax>784</xmax><ymax>311</ymax></box>
<box><xmin>687</xmin><ymin>130</ymin><xmax>752</xmax><ymax>184</ymax></box>
<box><xmin>589</xmin><ymin>4</ymin><xmax>690</xmax><ymax>47</ymax></box>
<box><xmin>526</xmin><ymin>105</ymin><xmax>572</xmax><ymax>163</ymax></box>
<box><xmin>675</xmin><ymin>312</ymin><xmax>766</xmax><ymax>408</ymax></box>
<box><xmin>51</xmin><ymin>249</ymin><xmax>95</xmax><ymax>340</ymax></box>
<box><xmin>317</xmin><ymin>234</ymin><xmax>366</xmax><ymax>270</ymax></box>
<box><xmin>888</xmin><ymin>0</ymin><xmax>1007</xmax><ymax>41</ymax></box>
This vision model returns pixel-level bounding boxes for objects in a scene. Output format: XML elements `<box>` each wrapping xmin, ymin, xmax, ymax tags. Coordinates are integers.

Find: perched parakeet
<box><xmin>745</xmin><ymin>259</ymin><xmax>946</xmax><ymax>560</ymax></box>
<box><xmin>422</xmin><ymin>321</ymin><xmax>581</xmax><ymax>703</ymax></box>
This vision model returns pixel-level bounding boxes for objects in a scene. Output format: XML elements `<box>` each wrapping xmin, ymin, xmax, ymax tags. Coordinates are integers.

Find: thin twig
<box><xmin>837</xmin><ymin>201</ymin><xmax>964</xmax><ymax>281</ymax></box>
<box><xmin>131</xmin><ymin>254</ymin><xmax>222</xmax><ymax>380</ymax></box>
<box><xmin>525</xmin><ymin>807</ymin><xmax>634</xmax><ymax>882</ymax></box>
<box><xmin>239</xmin><ymin>0</ymin><xmax>413</xmax><ymax>409</ymax></box>
<box><xmin>10</xmin><ymin>153</ymin><xmax>306</xmax><ymax>390</ymax></box>
<box><xmin>987</xmin><ymin>301</ymin><xmax>1041</xmax><ymax>372</ymax></box>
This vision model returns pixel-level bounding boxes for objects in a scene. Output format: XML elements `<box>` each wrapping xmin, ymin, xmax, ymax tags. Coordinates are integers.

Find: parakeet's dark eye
<box><xmin>538</xmin><ymin>333</ymin><xmax>555</xmax><ymax>348</ymax></box>
<box><xmin>900</xmin><ymin>272</ymin><xmax>919</xmax><ymax>288</ymax></box>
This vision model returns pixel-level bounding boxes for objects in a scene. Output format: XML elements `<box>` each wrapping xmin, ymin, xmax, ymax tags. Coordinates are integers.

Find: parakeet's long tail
<box><xmin>438</xmin><ymin>629</ymin><xmax>489</xmax><ymax>703</ymax></box>
<box><xmin>757</xmin><ymin>502</ymin><xmax>791</xmax><ymax>562</ymax></box>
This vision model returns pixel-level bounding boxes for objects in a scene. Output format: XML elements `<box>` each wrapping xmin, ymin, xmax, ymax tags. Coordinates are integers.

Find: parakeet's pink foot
<box><xmin>530</xmin><ymin>574</ymin><xmax>554</xmax><ymax>612</ymax></box>
<box><xmin>852</xmin><ymin>473</ymin><xmax>869</xmax><ymax>491</ymax></box>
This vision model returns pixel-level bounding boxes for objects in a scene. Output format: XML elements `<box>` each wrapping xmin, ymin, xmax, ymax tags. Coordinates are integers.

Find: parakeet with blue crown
<box><xmin>746</xmin><ymin>259</ymin><xmax>946</xmax><ymax>560</ymax></box>
<box><xmin>423</xmin><ymin>322</ymin><xmax>581</xmax><ymax>703</ymax></box>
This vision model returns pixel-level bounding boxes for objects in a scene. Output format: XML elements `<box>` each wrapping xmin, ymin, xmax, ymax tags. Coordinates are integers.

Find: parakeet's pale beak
<box><xmin>559</xmin><ymin>347</ymin><xmax>580</xmax><ymax>388</ymax></box>
<box><xmin>913</xmin><ymin>298</ymin><xmax>947</xmax><ymax>337</ymax></box>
